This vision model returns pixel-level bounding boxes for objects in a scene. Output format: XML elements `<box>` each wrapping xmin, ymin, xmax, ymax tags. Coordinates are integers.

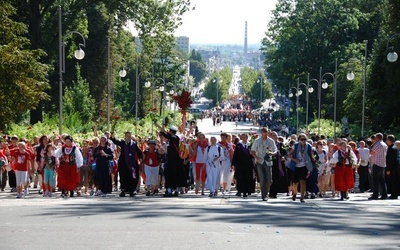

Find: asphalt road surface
<box><xmin>1</xmin><ymin>119</ymin><xmax>399</xmax><ymax>250</ymax></box>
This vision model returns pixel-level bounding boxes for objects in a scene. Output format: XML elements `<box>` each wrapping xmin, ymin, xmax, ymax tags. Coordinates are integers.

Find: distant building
<box><xmin>175</xmin><ymin>36</ymin><xmax>190</xmax><ymax>54</ymax></box>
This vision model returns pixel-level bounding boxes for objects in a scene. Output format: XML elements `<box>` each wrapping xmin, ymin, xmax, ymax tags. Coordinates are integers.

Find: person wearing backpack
<box><xmin>205</xmin><ymin>137</ymin><xmax>222</xmax><ymax>197</ymax></box>
<box><xmin>288</xmin><ymin>133</ymin><xmax>314</xmax><ymax>203</ymax></box>
<box><xmin>192</xmin><ymin>133</ymin><xmax>209</xmax><ymax>195</ymax></box>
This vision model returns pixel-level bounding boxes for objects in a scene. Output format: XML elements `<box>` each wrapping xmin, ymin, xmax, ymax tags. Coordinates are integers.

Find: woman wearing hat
<box><xmin>157</xmin><ymin>124</ymin><xmax>186</xmax><ymax>197</ymax></box>
<box><xmin>53</xmin><ymin>135</ymin><xmax>83</xmax><ymax>197</ymax></box>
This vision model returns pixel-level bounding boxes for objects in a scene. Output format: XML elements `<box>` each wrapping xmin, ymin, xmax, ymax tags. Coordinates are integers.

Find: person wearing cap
<box><xmin>110</xmin><ymin>131</ymin><xmax>143</xmax><ymax>197</ymax></box>
<box><xmin>158</xmin><ymin>124</ymin><xmax>186</xmax><ymax>197</ymax></box>
<box><xmin>250</xmin><ymin>128</ymin><xmax>277</xmax><ymax>201</ymax></box>
<box><xmin>53</xmin><ymin>135</ymin><xmax>83</xmax><ymax>198</ymax></box>
<box><xmin>143</xmin><ymin>140</ymin><xmax>165</xmax><ymax>196</ymax></box>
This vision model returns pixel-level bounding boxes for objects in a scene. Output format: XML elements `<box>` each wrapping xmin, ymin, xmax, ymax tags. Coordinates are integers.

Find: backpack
<box><xmin>207</xmin><ymin>145</ymin><xmax>221</xmax><ymax>157</ymax></box>
<box><xmin>178</xmin><ymin>141</ymin><xmax>190</xmax><ymax>159</ymax></box>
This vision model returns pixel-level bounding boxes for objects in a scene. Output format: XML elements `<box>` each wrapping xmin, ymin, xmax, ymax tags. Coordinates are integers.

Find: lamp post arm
<box><xmin>386</xmin><ymin>33</ymin><xmax>400</xmax><ymax>49</ymax></box>
<box><xmin>65</xmin><ymin>31</ymin><xmax>86</xmax><ymax>48</ymax></box>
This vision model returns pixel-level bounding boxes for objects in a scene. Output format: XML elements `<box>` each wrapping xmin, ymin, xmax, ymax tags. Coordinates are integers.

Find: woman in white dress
<box><xmin>205</xmin><ymin>137</ymin><xmax>222</xmax><ymax>197</ymax></box>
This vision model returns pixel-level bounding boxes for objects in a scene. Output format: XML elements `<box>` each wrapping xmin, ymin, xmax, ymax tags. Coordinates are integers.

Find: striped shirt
<box><xmin>370</xmin><ymin>140</ymin><xmax>387</xmax><ymax>168</ymax></box>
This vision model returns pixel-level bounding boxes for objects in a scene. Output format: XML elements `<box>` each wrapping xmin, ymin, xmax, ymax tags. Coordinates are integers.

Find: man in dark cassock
<box><xmin>232</xmin><ymin>134</ymin><xmax>255</xmax><ymax>197</ymax></box>
<box><xmin>110</xmin><ymin>131</ymin><xmax>143</xmax><ymax>197</ymax></box>
<box><xmin>158</xmin><ymin>125</ymin><xmax>186</xmax><ymax>197</ymax></box>
<box><xmin>269</xmin><ymin>131</ymin><xmax>288</xmax><ymax>198</ymax></box>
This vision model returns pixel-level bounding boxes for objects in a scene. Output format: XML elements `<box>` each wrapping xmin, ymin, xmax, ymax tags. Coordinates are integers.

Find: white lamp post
<box><xmin>387</xmin><ymin>33</ymin><xmax>400</xmax><ymax>63</ymax></box>
<box><xmin>347</xmin><ymin>40</ymin><xmax>368</xmax><ymax>138</ymax></box>
<box><xmin>58</xmin><ymin>6</ymin><xmax>86</xmax><ymax>135</ymax></box>
<box><xmin>107</xmin><ymin>38</ymin><xmax>127</xmax><ymax>131</ymax></box>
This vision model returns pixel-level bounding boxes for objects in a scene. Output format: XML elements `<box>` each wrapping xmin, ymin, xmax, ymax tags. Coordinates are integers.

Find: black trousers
<box><xmin>8</xmin><ymin>170</ymin><xmax>16</xmax><ymax>188</ymax></box>
<box><xmin>372</xmin><ymin>165</ymin><xmax>387</xmax><ymax>198</ymax></box>
<box><xmin>0</xmin><ymin>170</ymin><xmax>7</xmax><ymax>189</ymax></box>
<box><xmin>389</xmin><ymin>168</ymin><xmax>400</xmax><ymax>197</ymax></box>
<box><xmin>357</xmin><ymin>165</ymin><xmax>370</xmax><ymax>192</ymax></box>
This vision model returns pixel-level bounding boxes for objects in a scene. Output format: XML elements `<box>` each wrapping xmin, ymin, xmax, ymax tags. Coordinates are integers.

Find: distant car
<box><xmin>189</xmin><ymin>108</ymin><xmax>201</xmax><ymax>114</ymax></box>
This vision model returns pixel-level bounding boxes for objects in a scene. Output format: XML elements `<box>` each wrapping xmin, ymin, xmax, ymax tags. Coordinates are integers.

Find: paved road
<box><xmin>1</xmin><ymin>119</ymin><xmax>399</xmax><ymax>249</ymax></box>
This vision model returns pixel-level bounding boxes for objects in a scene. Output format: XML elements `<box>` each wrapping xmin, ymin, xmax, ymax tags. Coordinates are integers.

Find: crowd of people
<box><xmin>0</xmin><ymin>124</ymin><xmax>399</xmax><ymax>201</ymax></box>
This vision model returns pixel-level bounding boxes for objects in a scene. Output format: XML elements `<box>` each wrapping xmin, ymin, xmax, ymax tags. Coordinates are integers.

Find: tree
<box><xmin>367</xmin><ymin>0</ymin><xmax>400</xmax><ymax>133</ymax></box>
<box><xmin>63</xmin><ymin>65</ymin><xmax>95</xmax><ymax>127</ymax></box>
<box><xmin>240</xmin><ymin>67</ymin><xmax>272</xmax><ymax>104</ymax></box>
<box><xmin>203</xmin><ymin>68</ymin><xmax>232</xmax><ymax>106</ymax></box>
<box><xmin>261</xmin><ymin>0</ymin><xmax>384</xmax><ymax>129</ymax></box>
<box><xmin>0</xmin><ymin>2</ymin><xmax>49</xmax><ymax>129</ymax></box>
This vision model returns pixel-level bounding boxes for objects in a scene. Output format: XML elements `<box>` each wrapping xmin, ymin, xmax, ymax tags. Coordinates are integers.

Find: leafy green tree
<box><xmin>367</xmin><ymin>0</ymin><xmax>400</xmax><ymax>133</ymax></box>
<box><xmin>240</xmin><ymin>67</ymin><xmax>272</xmax><ymax>104</ymax></box>
<box><xmin>262</xmin><ymin>0</ymin><xmax>384</xmax><ymax>130</ymax></box>
<box><xmin>0</xmin><ymin>2</ymin><xmax>49</xmax><ymax>129</ymax></box>
<box><xmin>189</xmin><ymin>60</ymin><xmax>207</xmax><ymax>86</ymax></box>
<box><xmin>203</xmin><ymin>68</ymin><xmax>232</xmax><ymax>106</ymax></box>
<box><xmin>63</xmin><ymin>65</ymin><xmax>95</xmax><ymax>127</ymax></box>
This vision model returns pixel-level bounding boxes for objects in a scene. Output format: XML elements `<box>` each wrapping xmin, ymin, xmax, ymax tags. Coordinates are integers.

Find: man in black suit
<box><xmin>386</xmin><ymin>135</ymin><xmax>399</xmax><ymax>199</ymax></box>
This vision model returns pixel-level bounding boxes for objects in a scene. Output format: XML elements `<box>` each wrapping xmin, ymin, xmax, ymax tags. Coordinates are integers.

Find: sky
<box><xmin>175</xmin><ymin>0</ymin><xmax>278</xmax><ymax>45</ymax></box>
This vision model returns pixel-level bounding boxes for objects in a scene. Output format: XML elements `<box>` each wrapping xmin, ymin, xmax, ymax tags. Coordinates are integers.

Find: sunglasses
<box><xmin>299</xmin><ymin>138</ymin><xmax>306</xmax><ymax>141</ymax></box>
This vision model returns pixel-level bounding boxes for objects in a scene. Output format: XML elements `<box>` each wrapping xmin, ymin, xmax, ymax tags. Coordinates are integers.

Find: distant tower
<box><xmin>244</xmin><ymin>21</ymin><xmax>248</xmax><ymax>55</ymax></box>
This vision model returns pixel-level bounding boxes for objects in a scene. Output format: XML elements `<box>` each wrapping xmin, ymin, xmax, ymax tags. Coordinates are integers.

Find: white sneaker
<box><xmin>24</xmin><ymin>189</ymin><xmax>28</xmax><ymax>196</ymax></box>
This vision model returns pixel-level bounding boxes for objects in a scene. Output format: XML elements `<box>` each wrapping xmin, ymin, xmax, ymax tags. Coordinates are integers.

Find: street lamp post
<box><xmin>257</xmin><ymin>77</ymin><xmax>263</xmax><ymax>104</ymax></box>
<box><xmin>58</xmin><ymin>6</ymin><xmax>86</xmax><ymax>135</ymax></box>
<box><xmin>298</xmin><ymin>73</ymin><xmax>316</xmax><ymax>130</ymax></box>
<box><xmin>316</xmin><ymin>65</ymin><xmax>335</xmax><ymax>136</ymax></box>
<box><xmin>106</xmin><ymin>38</ymin><xmax>127</xmax><ymax>131</ymax></box>
<box><xmin>289</xmin><ymin>85</ymin><xmax>300</xmax><ymax>133</ymax></box>
<box><xmin>387</xmin><ymin>33</ymin><xmax>400</xmax><ymax>63</ymax></box>
<box><xmin>213</xmin><ymin>78</ymin><xmax>219</xmax><ymax>106</ymax></box>
<box><xmin>347</xmin><ymin>40</ymin><xmax>368</xmax><ymax>138</ymax></box>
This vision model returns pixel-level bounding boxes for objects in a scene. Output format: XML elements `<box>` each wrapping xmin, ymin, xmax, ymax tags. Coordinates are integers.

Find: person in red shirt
<box><xmin>23</xmin><ymin>140</ymin><xmax>35</xmax><ymax>195</ymax></box>
<box><xmin>10</xmin><ymin>142</ymin><xmax>32</xmax><ymax>198</ymax></box>
<box><xmin>143</xmin><ymin>140</ymin><xmax>164</xmax><ymax>196</ymax></box>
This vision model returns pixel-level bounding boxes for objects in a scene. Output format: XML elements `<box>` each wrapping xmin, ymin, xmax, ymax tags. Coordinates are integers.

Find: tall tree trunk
<box><xmin>29</xmin><ymin>0</ymin><xmax>43</xmax><ymax>124</ymax></box>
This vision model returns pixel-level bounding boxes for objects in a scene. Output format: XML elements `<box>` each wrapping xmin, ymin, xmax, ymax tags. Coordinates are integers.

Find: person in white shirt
<box><xmin>205</xmin><ymin>137</ymin><xmax>222</xmax><ymax>197</ymax></box>
<box><xmin>250</xmin><ymin>128</ymin><xmax>277</xmax><ymax>201</ymax></box>
<box><xmin>357</xmin><ymin>141</ymin><xmax>370</xmax><ymax>193</ymax></box>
